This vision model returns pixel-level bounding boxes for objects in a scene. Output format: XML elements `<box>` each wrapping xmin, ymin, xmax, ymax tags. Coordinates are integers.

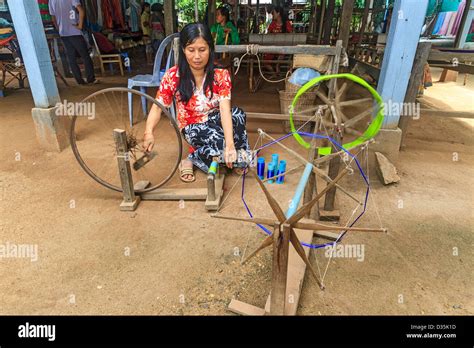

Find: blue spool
<box><xmin>208</xmin><ymin>161</ymin><xmax>218</xmax><ymax>175</ymax></box>
<box><xmin>271</xmin><ymin>154</ymin><xmax>279</xmax><ymax>168</ymax></box>
<box><xmin>267</xmin><ymin>163</ymin><xmax>275</xmax><ymax>184</ymax></box>
<box><xmin>257</xmin><ymin>157</ymin><xmax>265</xmax><ymax>180</ymax></box>
<box><xmin>276</xmin><ymin>160</ymin><xmax>287</xmax><ymax>184</ymax></box>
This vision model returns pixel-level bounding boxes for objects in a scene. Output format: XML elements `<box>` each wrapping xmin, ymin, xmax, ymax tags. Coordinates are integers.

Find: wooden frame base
<box><xmin>228</xmin><ymin>226</ymin><xmax>331</xmax><ymax>316</ymax></box>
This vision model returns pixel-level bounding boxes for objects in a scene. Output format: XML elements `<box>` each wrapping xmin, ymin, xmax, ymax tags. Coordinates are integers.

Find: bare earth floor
<box><xmin>0</xmin><ymin>68</ymin><xmax>472</xmax><ymax>315</ymax></box>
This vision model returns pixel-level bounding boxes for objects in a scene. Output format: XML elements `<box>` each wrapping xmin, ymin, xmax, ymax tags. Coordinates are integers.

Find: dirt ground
<box><xmin>0</xmin><ymin>66</ymin><xmax>472</xmax><ymax>315</ymax></box>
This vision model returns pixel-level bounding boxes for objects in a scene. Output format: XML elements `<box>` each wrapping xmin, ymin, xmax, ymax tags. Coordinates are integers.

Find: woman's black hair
<box><xmin>178</xmin><ymin>23</ymin><xmax>215</xmax><ymax>104</ymax></box>
<box><xmin>273</xmin><ymin>6</ymin><xmax>289</xmax><ymax>33</ymax></box>
<box><xmin>217</xmin><ymin>6</ymin><xmax>230</xmax><ymax>23</ymax></box>
<box><xmin>142</xmin><ymin>2</ymin><xmax>150</xmax><ymax>12</ymax></box>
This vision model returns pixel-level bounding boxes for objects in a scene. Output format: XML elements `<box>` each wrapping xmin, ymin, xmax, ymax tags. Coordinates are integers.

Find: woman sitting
<box><xmin>210</xmin><ymin>6</ymin><xmax>240</xmax><ymax>46</ymax></box>
<box><xmin>264</xmin><ymin>6</ymin><xmax>292</xmax><ymax>76</ymax></box>
<box><xmin>143</xmin><ymin>23</ymin><xmax>250</xmax><ymax>183</ymax></box>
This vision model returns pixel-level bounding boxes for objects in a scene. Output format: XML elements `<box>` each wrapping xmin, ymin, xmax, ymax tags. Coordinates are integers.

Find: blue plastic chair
<box><xmin>127</xmin><ymin>33</ymin><xmax>179</xmax><ymax>126</ymax></box>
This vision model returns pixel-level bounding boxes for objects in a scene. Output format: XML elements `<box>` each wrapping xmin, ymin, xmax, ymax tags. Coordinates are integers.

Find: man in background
<box><xmin>49</xmin><ymin>0</ymin><xmax>99</xmax><ymax>85</ymax></box>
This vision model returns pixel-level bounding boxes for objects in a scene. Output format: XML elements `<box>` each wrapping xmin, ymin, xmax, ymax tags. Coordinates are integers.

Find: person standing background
<box><xmin>49</xmin><ymin>0</ymin><xmax>99</xmax><ymax>85</ymax></box>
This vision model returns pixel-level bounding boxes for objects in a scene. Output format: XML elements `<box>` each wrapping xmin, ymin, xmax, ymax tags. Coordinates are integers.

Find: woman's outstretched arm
<box><xmin>219</xmin><ymin>98</ymin><xmax>236</xmax><ymax>168</ymax></box>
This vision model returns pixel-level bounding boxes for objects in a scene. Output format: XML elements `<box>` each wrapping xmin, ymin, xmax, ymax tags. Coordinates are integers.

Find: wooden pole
<box><xmin>270</xmin><ymin>222</ymin><xmax>290</xmax><ymax>315</ymax></box>
<box><xmin>358</xmin><ymin>0</ymin><xmax>371</xmax><ymax>46</ymax></box>
<box><xmin>317</xmin><ymin>0</ymin><xmax>327</xmax><ymax>45</ymax></box>
<box><xmin>398</xmin><ymin>41</ymin><xmax>431</xmax><ymax>149</ymax></box>
<box><xmin>208</xmin><ymin>0</ymin><xmax>217</xmax><ymax>28</ymax></box>
<box><xmin>338</xmin><ymin>0</ymin><xmax>355</xmax><ymax>49</ymax></box>
<box><xmin>113</xmin><ymin>129</ymin><xmax>141</xmax><ymax>211</ymax></box>
<box><xmin>323</xmin><ymin>0</ymin><xmax>336</xmax><ymax>44</ymax></box>
<box><xmin>308</xmin><ymin>0</ymin><xmax>318</xmax><ymax>41</ymax></box>
<box><xmin>164</xmin><ymin>0</ymin><xmax>176</xmax><ymax>35</ymax></box>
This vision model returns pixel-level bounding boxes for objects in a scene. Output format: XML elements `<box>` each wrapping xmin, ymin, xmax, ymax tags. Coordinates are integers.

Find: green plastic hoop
<box><xmin>289</xmin><ymin>73</ymin><xmax>385</xmax><ymax>155</ymax></box>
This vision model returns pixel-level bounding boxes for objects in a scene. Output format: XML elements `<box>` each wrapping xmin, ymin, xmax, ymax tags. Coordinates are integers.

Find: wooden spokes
<box><xmin>312</xmin><ymin>79</ymin><xmax>377</xmax><ymax>138</ymax></box>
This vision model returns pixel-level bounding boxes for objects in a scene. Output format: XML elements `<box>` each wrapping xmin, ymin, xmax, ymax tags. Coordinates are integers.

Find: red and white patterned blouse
<box><xmin>155</xmin><ymin>66</ymin><xmax>232</xmax><ymax>130</ymax></box>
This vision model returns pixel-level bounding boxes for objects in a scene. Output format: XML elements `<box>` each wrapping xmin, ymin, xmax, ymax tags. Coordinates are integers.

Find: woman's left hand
<box><xmin>224</xmin><ymin>144</ymin><xmax>237</xmax><ymax>169</ymax></box>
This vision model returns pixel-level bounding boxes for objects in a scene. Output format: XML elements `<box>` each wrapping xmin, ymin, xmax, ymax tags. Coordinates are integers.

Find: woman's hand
<box><xmin>143</xmin><ymin>132</ymin><xmax>155</xmax><ymax>152</ymax></box>
<box><xmin>224</xmin><ymin>144</ymin><xmax>237</xmax><ymax>169</ymax></box>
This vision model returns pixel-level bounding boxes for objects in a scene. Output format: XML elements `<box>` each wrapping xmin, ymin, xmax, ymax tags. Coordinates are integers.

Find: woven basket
<box><xmin>279</xmin><ymin>90</ymin><xmax>317</xmax><ymax>133</ymax></box>
<box><xmin>279</xmin><ymin>90</ymin><xmax>317</xmax><ymax>116</ymax></box>
<box><xmin>285</xmin><ymin>79</ymin><xmax>319</xmax><ymax>94</ymax></box>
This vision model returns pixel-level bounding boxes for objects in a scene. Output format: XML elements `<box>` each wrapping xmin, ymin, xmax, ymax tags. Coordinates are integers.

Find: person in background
<box><xmin>150</xmin><ymin>3</ymin><xmax>165</xmax><ymax>52</ymax></box>
<box><xmin>141</xmin><ymin>2</ymin><xmax>152</xmax><ymax>64</ymax></box>
<box><xmin>141</xmin><ymin>2</ymin><xmax>151</xmax><ymax>37</ymax></box>
<box><xmin>210</xmin><ymin>6</ymin><xmax>240</xmax><ymax>45</ymax></box>
<box><xmin>49</xmin><ymin>0</ymin><xmax>99</xmax><ymax>85</ymax></box>
<box><xmin>268</xmin><ymin>6</ymin><xmax>292</xmax><ymax>34</ymax></box>
<box><xmin>264</xmin><ymin>6</ymin><xmax>292</xmax><ymax>76</ymax></box>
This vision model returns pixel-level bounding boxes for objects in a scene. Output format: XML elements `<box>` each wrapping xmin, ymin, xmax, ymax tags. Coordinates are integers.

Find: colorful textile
<box><xmin>438</xmin><ymin>12</ymin><xmax>454</xmax><ymax>35</ymax></box>
<box><xmin>182</xmin><ymin>107</ymin><xmax>250</xmax><ymax>172</ymax></box>
<box><xmin>451</xmin><ymin>0</ymin><xmax>466</xmax><ymax>35</ymax></box>
<box><xmin>156</xmin><ymin>66</ymin><xmax>232</xmax><ymax>130</ymax></box>
<box><xmin>433</xmin><ymin>12</ymin><xmax>447</xmax><ymax>34</ymax></box>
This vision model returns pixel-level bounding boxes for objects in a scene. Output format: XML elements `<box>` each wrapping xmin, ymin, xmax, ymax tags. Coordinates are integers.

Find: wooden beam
<box><xmin>208</xmin><ymin>0</ymin><xmax>216</xmax><ymax>28</ymax></box>
<box><xmin>228</xmin><ymin>299</ymin><xmax>266</xmax><ymax>315</ymax></box>
<box><xmin>114</xmin><ymin>129</ymin><xmax>140</xmax><ymax>211</ymax></box>
<box><xmin>398</xmin><ymin>41</ymin><xmax>431</xmax><ymax>149</ymax></box>
<box><xmin>265</xmin><ymin>227</ymin><xmax>314</xmax><ymax>315</ymax></box>
<box><xmin>323</xmin><ymin>0</ymin><xmax>336</xmax><ymax>45</ymax></box>
<box><xmin>338</xmin><ymin>0</ymin><xmax>355</xmax><ymax>49</ymax></box>
<box><xmin>164</xmin><ymin>0</ymin><xmax>176</xmax><ymax>36</ymax></box>
<box><xmin>215</xmin><ymin>45</ymin><xmax>337</xmax><ymax>55</ymax></box>
<box><xmin>428</xmin><ymin>62</ymin><xmax>474</xmax><ymax>75</ymax></box>
<box><xmin>140</xmin><ymin>188</ymin><xmax>207</xmax><ymax>200</ymax></box>
<box><xmin>270</xmin><ymin>223</ymin><xmax>289</xmax><ymax>315</ymax></box>
<box><xmin>419</xmin><ymin>109</ymin><xmax>474</xmax><ymax>119</ymax></box>
<box><xmin>428</xmin><ymin>49</ymin><xmax>474</xmax><ymax>63</ymax></box>
<box><xmin>358</xmin><ymin>0</ymin><xmax>371</xmax><ymax>46</ymax></box>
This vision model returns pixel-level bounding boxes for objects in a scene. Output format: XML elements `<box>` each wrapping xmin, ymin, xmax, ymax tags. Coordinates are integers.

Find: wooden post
<box><xmin>358</xmin><ymin>0</ymin><xmax>371</xmax><ymax>46</ymax></box>
<box><xmin>308</xmin><ymin>0</ymin><xmax>318</xmax><ymax>41</ymax></box>
<box><xmin>377</xmin><ymin>0</ymin><xmax>429</xmax><ymax>129</ymax></box>
<box><xmin>113</xmin><ymin>129</ymin><xmax>141</xmax><ymax>211</ymax></box>
<box><xmin>454</xmin><ymin>0</ymin><xmax>473</xmax><ymax>49</ymax></box>
<box><xmin>338</xmin><ymin>0</ymin><xmax>355</xmax><ymax>49</ymax></box>
<box><xmin>208</xmin><ymin>0</ymin><xmax>216</xmax><ymax>28</ymax></box>
<box><xmin>303</xmin><ymin>121</ymin><xmax>320</xmax><ymax>220</ymax></box>
<box><xmin>164</xmin><ymin>0</ymin><xmax>176</xmax><ymax>36</ymax></box>
<box><xmin>270</xmin><ymin>222</ymin><xmax>290</xmax><ymax>315</ymax></box>
<box><xmin>317</xmin><ymin>0</ymin><xmax>326</xmax><ymax>45</ymax></box>
<box><xmin>323</xmin><ymin>0</ymin><xmax>336</xmax><ymax>44</ymax></box>
<box><xmin>398</xmin><ymin>41</ymin><xmax>431</xmax><ymax>149</ymax></box>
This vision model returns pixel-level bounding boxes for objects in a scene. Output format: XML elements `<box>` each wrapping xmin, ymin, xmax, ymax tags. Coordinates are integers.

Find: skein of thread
<box><xmin>276</xmin><ymin>160</ymin><xmax>287</xmax><ymax>184</ymax></box>
<box><xmin>257</xmin><ymin>157</ymin><xmax>265</xmax><ymax>180</ymax></box>
<box><xmin>267</xmin><ymin>162</ymin><xmax>275</xmax><ymax>184</ymax></box>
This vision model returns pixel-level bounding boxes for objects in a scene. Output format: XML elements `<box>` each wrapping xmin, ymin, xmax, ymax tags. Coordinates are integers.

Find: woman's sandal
<box><xmin>179</xmin><ymin>162</ymin><xmax>196</xmax><ymax>183</ymax></box>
